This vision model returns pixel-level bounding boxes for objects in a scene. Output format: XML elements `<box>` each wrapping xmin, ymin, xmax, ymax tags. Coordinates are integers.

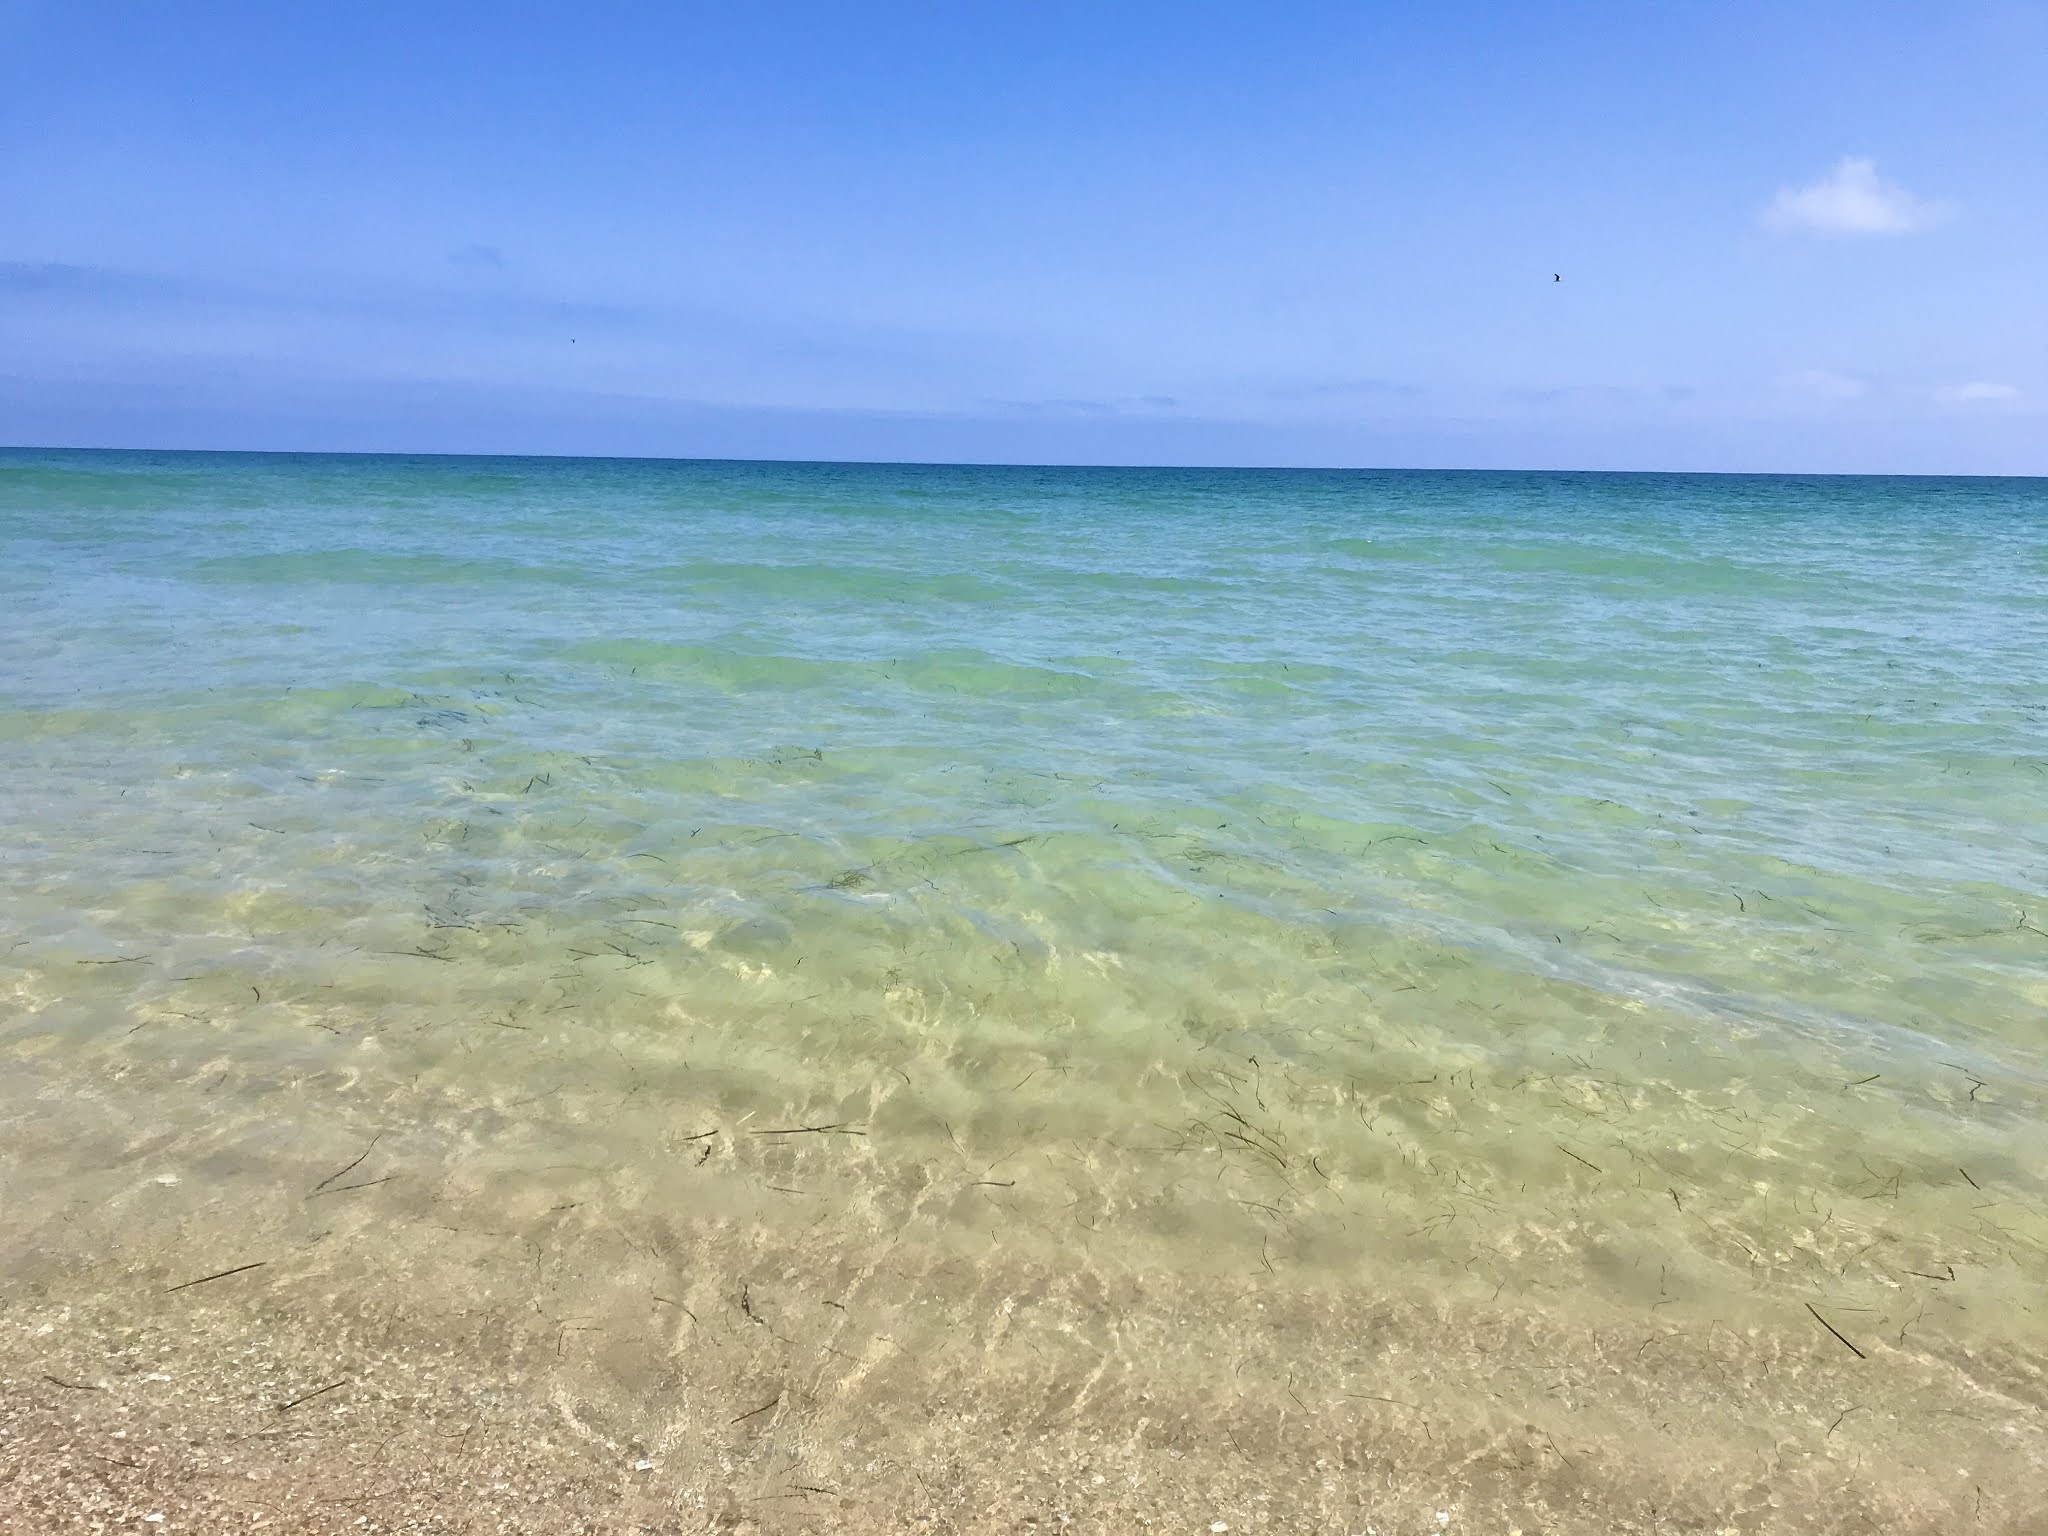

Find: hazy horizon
<box><xmin>11</xmin><ymin>442</ymin><xmax>2048</xmax><ymax>481</ymax></box>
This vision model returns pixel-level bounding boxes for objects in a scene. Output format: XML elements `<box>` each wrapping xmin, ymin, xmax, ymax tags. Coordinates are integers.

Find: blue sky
<box><xmin>3</xmin><ymin>1</ymin><xmax>2044</xmax><ymax>470</ymax></box>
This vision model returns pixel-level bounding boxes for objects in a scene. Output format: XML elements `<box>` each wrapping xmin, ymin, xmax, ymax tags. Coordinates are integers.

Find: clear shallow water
<box><xmin>4</xmin><ymin>449</ymin><xmax>2047</xmax><ymax>1527</ymax></box>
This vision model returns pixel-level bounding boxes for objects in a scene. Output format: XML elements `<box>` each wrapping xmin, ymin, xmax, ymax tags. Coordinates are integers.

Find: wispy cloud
<box><xmin>1782</xmin><ymin>368</ymin><xmax>1869</xmax><ymax>400</ymax></box>
<box><xmin>977</xmin><ymin>396</ymin><xmax>1183</xmax><ymax>417</ymax></box>
<box><xmin>1935</xmin><ymin>381</ymin><xmax>2021</xmax><ymax>404</ymax></box>
<box><xmin>1764</xmin><ymin>158</ymin><xmax>1942</xmax><ymax>235</ymax></box>
<box><xmin>0</xmin><ymin>260</ymin><xmax>149</xmax><ymax>295</ymax></box>
<box><xmin>1272</xmin><ymin>377</ymin><xmax>1422</xmax><ymax>402</ymax></box>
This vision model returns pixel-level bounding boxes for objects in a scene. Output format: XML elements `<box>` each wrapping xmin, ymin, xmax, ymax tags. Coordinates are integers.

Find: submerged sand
<box><xmin>7</xmin><ymin>1245</ymin><xmax>2043</xmax><ymax>1536</ymax></box>
<box><xmin>3</xmin><ymin>1039</ymin><xmax>2044</xmax><ymax>1536</ymax></box>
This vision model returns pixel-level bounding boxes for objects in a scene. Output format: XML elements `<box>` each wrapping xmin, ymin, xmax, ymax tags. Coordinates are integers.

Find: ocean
<box><xmin>3</xmin><ymin>448</ymin><xmax>2045</xmax><ymax>1530</ymax></box>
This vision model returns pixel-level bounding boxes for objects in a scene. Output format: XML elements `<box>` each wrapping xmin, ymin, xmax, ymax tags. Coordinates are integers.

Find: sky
<box><xmin>2</xmin><ymin>1</ymin><xmax>2045</xmax><ymax>471</ymax></box>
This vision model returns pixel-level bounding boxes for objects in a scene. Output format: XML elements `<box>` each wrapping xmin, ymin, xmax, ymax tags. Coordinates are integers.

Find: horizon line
<box><xmin>5</xmin><ymin>442</ymin><xmax>2044</xmax><ymax>482</ymax></box>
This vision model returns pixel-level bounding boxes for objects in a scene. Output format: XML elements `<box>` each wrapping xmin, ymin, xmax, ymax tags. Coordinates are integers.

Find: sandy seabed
<box><xmin>5</xmin><ymin>1093</ymin><xmax>2045</xmax><ymax>1536</ymax></box>
<box><xmin>7</xmin><ymin>1252</ymin><xmax>2044</xmax><ymax>1536</ymax></box>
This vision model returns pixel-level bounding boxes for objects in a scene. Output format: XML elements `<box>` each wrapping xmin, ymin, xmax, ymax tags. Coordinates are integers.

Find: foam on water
<box><xmin>4</xmin><ymin>449</ymin><xmax>2046</xmax><ymax>1527</ymax></box>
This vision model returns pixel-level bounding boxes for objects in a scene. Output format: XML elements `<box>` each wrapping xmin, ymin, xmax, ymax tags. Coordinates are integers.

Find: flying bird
<box><xmin>1553</xmin><ymin>273</ymin><xmax>1560</xmax><ymax>282</ymax></box>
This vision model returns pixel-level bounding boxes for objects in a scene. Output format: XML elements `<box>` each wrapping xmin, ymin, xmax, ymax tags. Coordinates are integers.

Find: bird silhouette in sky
<box><xmin>1553</xmin><ymin>273</ymin><xmax>1560</xmax><ymax>282</ymax></box>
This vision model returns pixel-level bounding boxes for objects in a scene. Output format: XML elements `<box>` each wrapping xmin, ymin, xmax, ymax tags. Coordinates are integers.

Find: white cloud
<box><xmin>1935</xmin><ymin>381</ymin><xmax>2021</xmax><ymax>404</ymax></box>
<box><xmin>1784</xmin><ymin>368</ymin><xmax>1869</xmax><ymax>400</ymax></box>
<box><xmin>1765</xmin><ymin>157</ymin><xmax>1943</xmax><ymax>235</ymax></box>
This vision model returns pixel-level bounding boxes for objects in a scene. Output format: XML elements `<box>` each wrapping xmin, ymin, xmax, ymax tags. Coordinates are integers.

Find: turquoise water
<box><xmin>4</xmin><ymin>449</ymin><xmax>2047</xmax><ymax>1524</ymax></box>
